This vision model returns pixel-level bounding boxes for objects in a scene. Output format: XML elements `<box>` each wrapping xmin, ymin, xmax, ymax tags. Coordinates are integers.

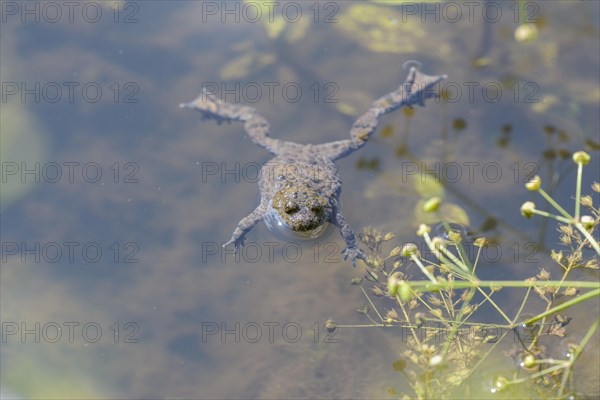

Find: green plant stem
<box><xmin>513</xmin><ymin>287</ymin><xmax>533</xmax><ymax>324</ymax></box>
<box><xmin>574</xmin><ymin>222</ymin><xmax>600</xmax><ymax>255</ymax></box>
<box><xmin>574</xmin><ymin>161</ymin><xmax>583</xmax><ymax>221</ymax></box>
<box><xmin>538</xmin><ymin>188</ymin><xmax>572</xmax><ymax>219</ymax></box>
<box><xmin>409</xmin><ymin>280</ymin><xmax>599</xmax><ymax>290</ymax></box>
<box><xmin>475</xmin><ymin>287</ymin><xmax>513</xmax><ymax>325</ymax></box>
<box><xmin>422</xmin><ymin>232</ymin><xmax>470</xmax><ymax>275</ymax></box>
<box><xmin>397</xmin><ymin>294</ymin><xmax>421</xmax><ymax>344</ymax></box>
<box><xmin>336</xmin><ymin>323</ymin><xmax>384</xmax><ymax>328</ymax></box>
<box><xmin>524</xmin><ymin>288</ymin><xmax>600</xmax><ymax>325</ymax></box>
<box><xmin>530</xmin><ymin>208</ymin><xmax>572</xmax><ymax>224</ymax></box>
<box><xmin>530</xmin><ymin>211</ymin><xmax>599</xmax><ymax>255</ymax></box>
<box><xmin>442</xmin><ymin>288</ymin><xmax>475</xmax><ymax>355</ymax></box>
<box><xmin>509</xmin><ymin>362</ymin><xmax>567</xmax><ymax>385</ymax></box>
<box><xmin>360</xmin><ymin>285</ymin><xmax>384</xmax><ymax>322</ymax></box>
<box><xmin>403</xmin><ymin>151</ymin><xmax>543</xmax><ymax>250</ymax></box>
<box><xmin>472</xmin><ymin>245</ymin><xmax>483</xmax><ymax>274</ymax></box>
<box><xmin>435</xmin><ymin>242</ymin><xmax>471</xmax><ymax>274</ymax></box>
<box><xmin>440</xmin><ymin>220</ymin><xmax>473</xmax><ymax>271</ymax></box>
<box><xmin>410</xmin><ymin>254</ymin><xmax>437</xmax><ymax>283</ymax></box>
<box><xmin>558</xmin><ymin>316</ymin><xmax>600</xmax><ymax>397</ymax></box>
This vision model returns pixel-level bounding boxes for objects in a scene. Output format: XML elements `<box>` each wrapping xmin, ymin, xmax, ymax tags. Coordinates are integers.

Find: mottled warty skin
<box><xmin>181</xmin><ymin>66</ymin><xmax>446</xmax><ymax>266</ymax></box>
<box><xmin>263</xmin><ymin>154</ymin><xmax>338</xmax><ymax>233</ymax></box>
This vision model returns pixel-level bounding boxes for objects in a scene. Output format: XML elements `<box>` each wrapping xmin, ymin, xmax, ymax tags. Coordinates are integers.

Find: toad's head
<box><xmin>271</xmin><ymin>184</ymin><xmax>332</xmax><ymax>232</ymax></box>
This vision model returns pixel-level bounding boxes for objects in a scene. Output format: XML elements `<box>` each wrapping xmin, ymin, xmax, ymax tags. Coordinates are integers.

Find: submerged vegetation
<box><xmin>338</xmin><ymin>150</ymin><xmax>599</xmax><ymax>399</ymax></box>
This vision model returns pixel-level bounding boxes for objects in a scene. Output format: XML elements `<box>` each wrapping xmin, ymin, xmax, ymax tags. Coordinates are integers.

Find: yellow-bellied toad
<box><xmin>180</xmin><ymin>66</ymin><xmax>446</xmax><ymax>266</ymax></box>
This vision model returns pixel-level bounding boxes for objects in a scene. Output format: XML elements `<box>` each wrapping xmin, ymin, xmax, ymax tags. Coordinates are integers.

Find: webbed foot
<box><xmin>223</xmin><ymin>235</ymin><xmax>246</xmax><ymax>255</ymax></box>
<box><xmin>342</xmin><ymin>246</ymin><xmax>367</xmax><ymax>268</ymax></box>
<box><xmin>221</xmin><ymin>207</ymin><xmax>266</xmax><ymax>256</ymax></box>
<box><xmin>179</xmin><ymin>89</ymin><xmax>231</xmax><ymax>125</ymax></box>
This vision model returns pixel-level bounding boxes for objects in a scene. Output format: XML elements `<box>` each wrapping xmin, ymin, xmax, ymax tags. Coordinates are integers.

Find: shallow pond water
<box><xmin>1</xmin><ymin>1</ymin><xmax>599</xmax><ymax>399</ymax></box>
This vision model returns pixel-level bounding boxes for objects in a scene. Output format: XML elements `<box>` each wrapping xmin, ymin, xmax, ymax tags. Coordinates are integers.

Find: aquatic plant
<box><xmin>338</xmin><ymin>150</ymin><xmax>599</xmax><ymax>398</ymax></box>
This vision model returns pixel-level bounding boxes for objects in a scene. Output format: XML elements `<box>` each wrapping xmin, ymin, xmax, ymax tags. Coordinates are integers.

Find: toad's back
<box><xmin>259</xmin><ymin>153</ymin><xmax>341</xmax><ymax>203</ymax></box>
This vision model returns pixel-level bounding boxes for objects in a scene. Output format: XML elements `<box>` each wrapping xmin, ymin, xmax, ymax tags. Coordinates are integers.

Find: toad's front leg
<box><xmin>224</xmin><ymin>204</ymin><xmax>267</xmax><ymax>254</ymax></box>
<box><xmin>332</xmin><ymin>210</ymin><xmax>366</xmax><ymax>267</ymax></box>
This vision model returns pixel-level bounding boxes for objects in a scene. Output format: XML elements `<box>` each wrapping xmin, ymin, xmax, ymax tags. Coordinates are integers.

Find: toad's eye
<box><xmin>310</xmin><ymin>204</ymin><xmax>323</xmax><ymax>213</ymax></box>
<box><xmin>284</xmin><ymin>202</ymin><xmax>300</xmax><ymax>214</ymax></box>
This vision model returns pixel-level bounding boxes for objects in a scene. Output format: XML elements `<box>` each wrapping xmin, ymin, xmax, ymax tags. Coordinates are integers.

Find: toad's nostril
<box><xmin>284</xmin><ymin>202</ymin><xmax>299</xmax><ymax>214</ymax></box>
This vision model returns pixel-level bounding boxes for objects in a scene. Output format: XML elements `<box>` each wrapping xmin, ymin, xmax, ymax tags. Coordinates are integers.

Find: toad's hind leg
<box><xmin>314</xmin><ymin>66</ymin><xmax>447</xmax><ymax>161</ymax></box>
<box><xmin>180</xmin><ymin>88</ymin><xmax>287</xmax><ymax>155</ymax></box>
